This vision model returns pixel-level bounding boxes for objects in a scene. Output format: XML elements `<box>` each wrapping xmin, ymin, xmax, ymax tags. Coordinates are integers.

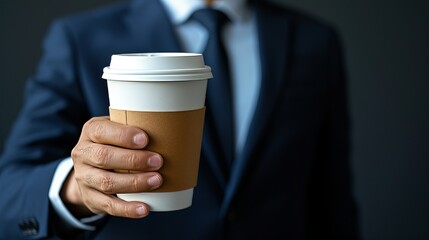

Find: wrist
<box><xmin>60</xmin><ymin>170</ymin><xmax>93</xmax><ymax>218</ymax></box>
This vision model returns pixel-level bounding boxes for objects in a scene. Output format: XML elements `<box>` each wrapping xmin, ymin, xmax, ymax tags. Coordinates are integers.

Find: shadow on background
<box><xmin>0</xmin><ymin>0</ymin><xmax>428</xmax><ymax>239</ymax></box>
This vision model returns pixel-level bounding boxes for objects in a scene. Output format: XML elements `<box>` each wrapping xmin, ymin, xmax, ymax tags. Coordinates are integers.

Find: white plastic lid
<box><xmin>102</xmin><ymin>53</ymin><xmax>213</xmax><ymax>81</ymax></box>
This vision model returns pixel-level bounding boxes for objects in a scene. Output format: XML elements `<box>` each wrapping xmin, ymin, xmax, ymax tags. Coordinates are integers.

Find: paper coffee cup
<box><xmin>102</xmin><ymin>53</ymin><xmax>212</xmax><ymax>211</ymax></box>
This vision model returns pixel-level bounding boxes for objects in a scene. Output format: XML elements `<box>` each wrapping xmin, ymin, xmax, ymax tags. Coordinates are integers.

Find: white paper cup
<box><xmin>102</xmin><ymin>53</ymin><xmax>212</xmax><ymax>211</ymax></box>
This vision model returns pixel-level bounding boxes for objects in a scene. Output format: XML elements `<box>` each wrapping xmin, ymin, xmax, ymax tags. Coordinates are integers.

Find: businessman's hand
<box><xmin>62</xmin><ymin>116</ymin><xmax>163</xmax><ymax>219</ymax></box>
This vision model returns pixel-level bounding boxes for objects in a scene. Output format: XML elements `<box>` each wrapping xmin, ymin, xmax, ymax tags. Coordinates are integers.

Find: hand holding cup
<box><xmin>63</xmin><ymin>116</ymin><xmax>163</xmax><ymax>218</ymax></box>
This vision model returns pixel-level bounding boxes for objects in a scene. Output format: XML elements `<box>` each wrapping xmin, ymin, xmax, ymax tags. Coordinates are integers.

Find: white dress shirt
<box><xmin>163</xmin><ymin>0</ymin><xmax>261</xmax><ymax>154</ymax></box>
<box><xmin>49</xmin><ymin>0</ymin><xmax>261</xmax><ymax>230</ymax></box>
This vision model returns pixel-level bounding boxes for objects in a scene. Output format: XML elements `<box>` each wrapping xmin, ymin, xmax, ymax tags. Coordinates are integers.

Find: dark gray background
<box><xmin>0</xmin><ymin>0</ymin><xmax>428</xmax><ymax>239</ymax></box>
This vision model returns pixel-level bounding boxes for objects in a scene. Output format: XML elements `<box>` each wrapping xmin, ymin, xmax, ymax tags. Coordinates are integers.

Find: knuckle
<box><xmin>71</xmin><ymin>146</ymin><xmax>80</xmax><ymax>160</ymax></box>
<box><xmin>126</xmin><ymin>152</ymin><xmax>141</xmax><ymax>170</ymax></box>
<box><xmin>93</xmin><ymin>147</ymin><xmax>109</xmax><ymax>167</ymax></box>
<box><xmin>101</xmin><ymin>198</ymin><xmax>115</xmax><ymax>215</ymax></box>
<box><xmin>85</xmin><ymin>118</ymin><xmax>106</xmax><ymax>142</ymax></box>
<box><xmin>117</xmin><ymin>129</ymin><xmax>129</xmax><ymax>144</ymax></box>
<box><xmin>99</xmin><ymin>173</ymin><xmax>115</xmax><ymax>193</ymax></box>
<box><xmin>71</xmin><ymin>142</ymin><xmax>88</xmax><ymax>160</ymax></box>
<box><xmin>83</xmin><ymin>118</ymin><xmax>96</xmax><ymax>133</ymax></box>
<box><xmin>132</xmin><ymin>175</ymin><xmax>142</xmax><ymax>192</ymax></box>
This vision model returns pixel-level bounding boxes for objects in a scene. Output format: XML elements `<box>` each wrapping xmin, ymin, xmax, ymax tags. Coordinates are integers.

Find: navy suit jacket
<box><xmin>0</xmin><ymin>0</ymin><xmax>360</xmax><ymax>239</ymax></box>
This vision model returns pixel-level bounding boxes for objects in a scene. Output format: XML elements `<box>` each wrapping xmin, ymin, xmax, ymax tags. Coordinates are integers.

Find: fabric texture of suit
<box><xmin>0</xmin><ymin>0</ymin><xmax>360</xmax><ymax>239</ymax></box>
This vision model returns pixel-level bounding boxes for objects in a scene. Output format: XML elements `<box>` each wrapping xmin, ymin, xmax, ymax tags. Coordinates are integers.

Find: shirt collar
<box><xmin>160</xmin><ymin>0</ymin><xmax>249</xmax><ymax>24</ymax></box>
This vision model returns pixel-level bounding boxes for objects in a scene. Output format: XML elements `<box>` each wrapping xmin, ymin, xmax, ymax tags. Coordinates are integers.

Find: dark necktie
<box><xmin>192</xmin><ymin>9</ymin><xmax>235</xmax><ymax>163</ymax></box>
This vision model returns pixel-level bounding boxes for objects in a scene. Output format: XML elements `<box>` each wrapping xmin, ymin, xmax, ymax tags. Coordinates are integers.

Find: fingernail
<box><xmin>148</xmin><ymin>155</ymin><xmax>162</xmax><ymax>169</ymax></box>
<box><xmin>133</xmin><ymin>133</ymin><xmax>147</xmax><ymax>147</ymax></box>
<box><xmin>136</xmin><ymin>205</ymin><xmax>147</xmax><ymax>216</ymax></box>
<box><xmin>147</xmin><ymin>175</ymin><xmax>162</xmax><ymax>188</ymax></box>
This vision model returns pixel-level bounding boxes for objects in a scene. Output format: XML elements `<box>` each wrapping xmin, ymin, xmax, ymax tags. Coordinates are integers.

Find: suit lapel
<box><xmin>242</xmin><ymin>4</ymin><xmax>293</xmax><ymax>162</ymax></box>
<box><xmin>221</xmin><ymin>2</ymin><xmax>293</xmax><ymax>216</ymax></box>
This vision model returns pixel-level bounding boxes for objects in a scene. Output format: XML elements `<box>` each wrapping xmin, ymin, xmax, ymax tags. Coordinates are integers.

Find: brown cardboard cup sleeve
<box><xmin>109</xmin><ymin>107</ymin><xmax>205</xmax><ymax>192</ymax></box>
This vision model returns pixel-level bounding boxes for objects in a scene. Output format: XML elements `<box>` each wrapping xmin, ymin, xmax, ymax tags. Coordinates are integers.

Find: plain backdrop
<box><xmin>0</xmin><ymin>0</ymin><xmax>428</xmax><ymax>239</ymax></box>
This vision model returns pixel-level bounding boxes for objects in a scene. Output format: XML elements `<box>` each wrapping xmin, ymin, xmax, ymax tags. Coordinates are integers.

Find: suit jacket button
<box><xmin>19</xmin><ymin>218</ymin><xmax>39</xmax><ymax>236</ymax></box>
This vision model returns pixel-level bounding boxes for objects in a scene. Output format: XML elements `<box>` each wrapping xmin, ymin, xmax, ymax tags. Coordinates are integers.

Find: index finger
<box><xmin>82</xmin><ymin>116</ymin><xmax>148</xmax><ymax>149</ymax></box>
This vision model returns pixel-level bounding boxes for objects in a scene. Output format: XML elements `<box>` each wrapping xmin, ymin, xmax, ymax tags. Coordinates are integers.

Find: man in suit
<box><xmin>0</xmin><ymin>0</ymin><xmax>360</xmax><ymax>239</ymax></box>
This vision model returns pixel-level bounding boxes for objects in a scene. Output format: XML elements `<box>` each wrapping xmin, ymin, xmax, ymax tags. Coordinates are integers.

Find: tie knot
<box><xmin>191</xmin><ymin>8</ymin><xmax>230</xmax><ymax>34</ymax></box>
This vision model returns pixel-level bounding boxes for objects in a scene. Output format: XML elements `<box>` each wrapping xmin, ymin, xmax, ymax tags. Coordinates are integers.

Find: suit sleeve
<box><xmin>306</xmin><ymin>30</ymin><xmax>361</xmax><ymax>239</ymax></box>
<box><xmin>0</xmin><ymin>19</ymin><xmax>89</xmax><ymax>239</ymax></box>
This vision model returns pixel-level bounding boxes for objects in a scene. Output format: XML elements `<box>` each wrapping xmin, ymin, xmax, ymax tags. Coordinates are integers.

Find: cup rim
<box><xmin>102</xmin><ymin>66</ymin><xmax>212</xmax><ymax>81</ymax></box>
<box><xmin>115</xmin><ymin>52</ymin><xmax>203</xmax><ymax>57</ymax></box>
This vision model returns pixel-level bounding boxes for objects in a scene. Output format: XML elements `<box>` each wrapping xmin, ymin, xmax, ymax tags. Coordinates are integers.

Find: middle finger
<box><xmin>83</xmin><ymin>142</ymin><xmax>163</xmax><ymax>171</ymax></box>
